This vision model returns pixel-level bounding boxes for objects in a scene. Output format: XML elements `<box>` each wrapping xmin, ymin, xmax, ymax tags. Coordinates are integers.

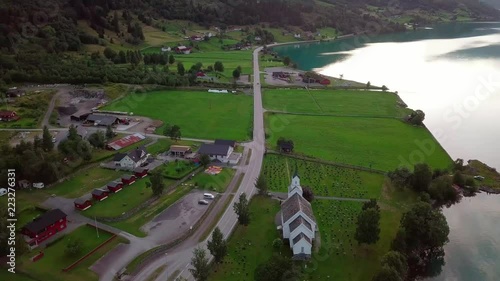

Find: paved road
<box><xmin>126</xmin><ymin>46</ymin><xmax>266</xmax><ymax>281</ymax></box>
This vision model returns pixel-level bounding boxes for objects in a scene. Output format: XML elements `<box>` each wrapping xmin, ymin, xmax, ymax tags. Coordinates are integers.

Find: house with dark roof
<box><xmin>134</xmin><ymin>167</ymin><xmax>148</xmax><ymax>178</ymax></box>
<box><xmin>214</xmin><ymin>139</ymin><xmax>237</xmax><ymax>148</ymax></box>
<box><xmin>113</xmin><ymin>146</ymin><xmax>149</xmax><ymax>169</ymax></box>
<box><xmin>92</xmin><ymin>189</ymin><xmax>109</xmax><ymax>201</ymax></box>
<box><xmin>74</xmin><ymin>197</ymin><xmax>92</xmax><ymax>210</ymax></box>
<box><xmin>21</xmin><ymin>209</ymin><xmax>67</xmax><ymax>245</ymax></box>
<box><xmin>278</xmin><ymin>169</ymin><xmax>317</xmax><ymax>260</ymax></box>
<box><xmin>85</xmin><ymin>114</ymin><xmax>119</xmax><ymax>127</ymax></box>
<box><xmin>198</xmin><ymin>143</ymin><xmax>240</xmax><ymax>164</ymax></box>
<box><xmin>107</xmin><ymin>181</ymin><xmax>123</xmax><ymax>193</ymax></box>
<box><xmin>121</xmin><ymin>174</ymin><xmax>137</xmax><ymax>185</ymax></box>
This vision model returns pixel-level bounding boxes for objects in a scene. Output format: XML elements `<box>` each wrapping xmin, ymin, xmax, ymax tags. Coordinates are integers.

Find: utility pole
<box><xmin>94</xmin><ymin>216</ymin><xmax>99</xmax><ymax>238</ymax></box>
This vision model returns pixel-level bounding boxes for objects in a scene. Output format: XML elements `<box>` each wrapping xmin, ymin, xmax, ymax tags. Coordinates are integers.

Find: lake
<box><xmin>273</xmin><ymin>22</ymin><xmax>500</xmax><ymax>171</ymax></box>
<box><xmin>273</xmin><ymin>22</ymin><xmax>500</xmax><ymax>281</ymax></box>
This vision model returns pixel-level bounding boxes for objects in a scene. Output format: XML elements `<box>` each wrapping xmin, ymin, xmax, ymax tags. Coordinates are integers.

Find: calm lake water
<box><xmin>274</xmin><ymin>22</ymin><xmax>500</xmax><ymax>281</ymax></box>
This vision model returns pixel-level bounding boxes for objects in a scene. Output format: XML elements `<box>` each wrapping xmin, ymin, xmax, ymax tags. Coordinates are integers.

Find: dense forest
<box><xmin>0</xmin><ymin>0</ymin><xmax>498</xmax><ymax>87</ymax></box>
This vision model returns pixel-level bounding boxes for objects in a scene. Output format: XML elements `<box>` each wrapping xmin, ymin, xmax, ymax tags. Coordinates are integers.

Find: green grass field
<box><xmin>108</xmin><ymin>185</ymin><xmax>194</xmax><ymax>236</ymax></box>
<box><xmin>0</xmin><ymin>91</ymin><xmax>53</xmax><ymax>128</ymax></box>
<box><xmin>265</xmin><ymin>113</ymin><xmax>452</xmax><ymax>171</ymax></box>
<box><xmin>263</xmin><ymin>89</ymin><xmax>410</xmax><ymax>117</ymax></box>
<box><xmin>161</xmin><ymin>160</ymin><xmax>198</xmax><ymax>179</ymax></box>
<box><xmin>209</xmin><ymin>196</ymin><xmax>286</xmax><ymax>281</ymax></box>
<box><xmin>82</xmin><ymin>177</ymin><xmax>175</xmax><ymax>218</ymax></box>
<box><xmin>103</xmin><ymin>90</ymin><xmax>253</xmax><ymax>140</ymax></box>
<box><xmin>18</xmin><ymin>225</ymin><xmax>117</xmax><ymax>281</ymax></box>
<box><xmin>186</xmin><ymin>168</ymin><xmax>236</xmax><ymax>192</ymax></box>
<box><xmin>47</xmin><ymin>166</ymin><xmax>123</xmax><ymax>198</ymax></box>
<box><xmin>17</xmin><ymin>207</ymin><xmax>45</xmax><ymax>230</ymax></box>
<box><xmin>262</xmin><ymin>155</ymin><xmax>385</xmax><ymax>199</ymax></box>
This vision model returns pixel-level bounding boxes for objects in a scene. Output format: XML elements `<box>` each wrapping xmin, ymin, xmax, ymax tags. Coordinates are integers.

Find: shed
<box><xmin>92</xmin><ymin>189</ymin><xmax>109</xmax><ymax>201</ymax></box>
<box><xmin>74</xmin><ymin>197</ymin><xmax>92</xmax><ymax>210</ymax></box>
<box><xmin>121</xmin><ymin>174</ymin><xmax>136</xmax><ymax>185</ymax></box>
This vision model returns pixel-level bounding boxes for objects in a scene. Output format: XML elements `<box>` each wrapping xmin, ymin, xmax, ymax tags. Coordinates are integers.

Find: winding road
<box><xmin>127</xmin><ymin>46</ymin><xmax>266</xmax><ymax>281</ymax></box>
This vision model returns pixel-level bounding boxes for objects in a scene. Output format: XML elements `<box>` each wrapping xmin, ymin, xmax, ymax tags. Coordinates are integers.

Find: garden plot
<box><xmin>262</xmin><ymin>155</ymin><xmax>384</xmax><ymax>199</ymax></box>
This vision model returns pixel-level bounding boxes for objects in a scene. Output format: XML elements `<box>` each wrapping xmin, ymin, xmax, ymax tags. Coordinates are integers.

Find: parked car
<box><xmin>474</xmin><ymin>175</ymin><xmax>485</xmax><ymax>181</ymax></box>
<box><xmin>203</xmin><ymin>193</ymin><xmax>215</xmax><ymax>199</ymax></box>
<box><xmin>33</xmin><ymin>182</ymin><xmax>45</xmax><ymax>189</ymax></box>
<box><xmin>0</xmin><ymin>188</ymin><xmax>7</xmax><ymax>196</ymax></box>
<box><xmin>198</xmin><ymin>200</ymin><xmax>209</xmax><ymax>205</ymax></box>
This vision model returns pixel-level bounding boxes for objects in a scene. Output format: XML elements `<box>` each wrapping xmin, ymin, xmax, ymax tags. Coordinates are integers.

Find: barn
<box><xmin>121</xmin><ymin>174</ymin><xmax>136</xmax><ymax>185</ymax></box>
<box><xmin>92</xmin><ymin>189</ymin><xmax>109</xmax><ymax>201</ymax></box>
<box><xmin>74</xmin><ymin>197</ymin><xmax>92</xmax><ymax>210</ymax></box>
<box><xmin>21</xmin><ymin>209</ymin><xmax>67</xmax><ymax>245</ymax></box>
<box><xmin>107</xmin><ymin>181</ymin><xmax>123</xmax><ymax>193</ymax></box>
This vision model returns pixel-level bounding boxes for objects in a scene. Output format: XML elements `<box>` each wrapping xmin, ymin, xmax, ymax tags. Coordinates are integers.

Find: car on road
<box><xmin>198</xmin><ymin>199</ymin><xmax>209</xmax><ymax>205</ymax></box>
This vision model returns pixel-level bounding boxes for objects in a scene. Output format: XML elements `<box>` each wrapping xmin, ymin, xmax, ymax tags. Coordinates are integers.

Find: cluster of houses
<box><xmin>277</xmin><ymin>170</ymin><xmax>317</xmax><ymax>260</ymax></box>
<box><xmin>74</xmin><ymin>169</ymin><xmax>148</xmax><ymax>211</ymax></box>
<box><xmin>165</xmin><ymin>139</ymin><xmax>242</xmax><ymax>165</ymax></box>
<box><xmin>70</xmin><ymin>112</ymin><xmax>129</xmax><ymax>128</ymax></box>
<box><xmin>299</xmin><ymin>72</ymin><xmax>331</xmax><ymax>85</ymax></box>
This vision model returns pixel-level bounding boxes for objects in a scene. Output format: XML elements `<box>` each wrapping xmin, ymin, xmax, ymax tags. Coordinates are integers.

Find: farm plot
<box><xmin>103</xmin><ymin>90</ymin><xmax>253</xmax><ymax>141</ymax></box>
<box><xmin>265</xmin><ymin>113</ymin><xmax>452</xmax><ymax>171</ymax></box>
<box><xmin>263</xmin><ymin>89</ymin><xmax>409</xmax><ymax>117</ymax></box>
<box><xmin>262</xmin><ymin>154</ymin><xmax>384</xmax><ymax>199</ymax></box>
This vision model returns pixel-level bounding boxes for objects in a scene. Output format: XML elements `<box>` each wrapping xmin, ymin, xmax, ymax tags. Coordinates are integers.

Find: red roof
<box><xmin>0</xmin><ymin>110</ymin><xmax>17</xmax><ymax>117</ymax></box>
<box><xmin>107</xmin><ymin>133</ymin><xmax>146</xmax><ymax>150</ymax></box>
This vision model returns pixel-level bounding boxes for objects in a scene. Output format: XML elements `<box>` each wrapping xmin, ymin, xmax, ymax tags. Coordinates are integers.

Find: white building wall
<box><xmin>292</xmin><ymin>239</ymin><xmax>312</xmax><ymax>255</ymax></box>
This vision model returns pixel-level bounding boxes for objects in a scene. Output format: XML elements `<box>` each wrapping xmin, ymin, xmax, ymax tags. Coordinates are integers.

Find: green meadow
<box><xmin>265</xmin><ymin>113</ymin><xmax>452</xmax><ymax>171</ymax></box>
<box><xmin>103</xmin><ymin>90</ymin><xmax>253</xmax><ymax>140</ymax></box>
<box><xmin>263</xmin><ymin>89</ymin><xmax>410</xmax><ymax>117</ymax></box>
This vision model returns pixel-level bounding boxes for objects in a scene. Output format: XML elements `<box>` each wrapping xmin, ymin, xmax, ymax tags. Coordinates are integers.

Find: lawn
<box><xmin>174</xmin><ymin>50</ymin><xmax>253</xmax><ymax>78</ymax></box>
<box><xmin>265</xmin><ymin>113</ymin><xmax>452</xmax><ymax>171</ymax></box>
<box><xmin>262</xmin><ymin>155</ymin><xmax>385</xmax><ymax>199</ymax></box>
<box><xmin>46</xmin><ymin>166</ymin><xmax>123</xmax><ymax>198</ymax></box>
<box><xmin>18</xmin><ymin>225</ymin><xmax>121</xmax><ymax>281</ymax></box>
<box><xmin>263</xmin><ymin>89</ymin><xmax>409</xmax><ymax>117</ymax></box>
<box><xmin>186</xmin><ymin>167</ymin><xmax>236</xmax><ymax>193</ymax></box>
<box><xmin>17</xmin><ymin>207</ymin><xmax>45</xmax><ymax>230</ymax></box>
<box><xmin>209</xmin><ymin>196</ymin><xmax>286</xmax><ymax>281</ymax></box>
<box><xmin>83</xmin><ymin>177</ymin><xmax>175</xmax><ymax>218</ymax></box>
<box><xmin>108</xmin><ymin>185</ymin><xmax>194</xmax><ymax>237</ymax></box>
<box><xmin>103</xmin><ymin>90</ymin><xmax>253</xmax><ymax>140</ymax></box>
<box><xmin>161</xmin><ymin>160</ymin><xmax>198</xmax><ymax>179</ymax></box>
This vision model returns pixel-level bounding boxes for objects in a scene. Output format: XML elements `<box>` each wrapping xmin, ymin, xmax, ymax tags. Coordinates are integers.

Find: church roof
<box><xmin>289</xmin><ymin>216</ymin><xmax>312</xmax><ymax>232</ymax></box>
<box><xmin>281</xmin><ymin>193</ymin><xmax>316</xmax><ymax>224</ymax></box>
<box><xmin>292</xmin><ymin>232</ymin><xmax>311</xmax><ymax>244</ymax></box>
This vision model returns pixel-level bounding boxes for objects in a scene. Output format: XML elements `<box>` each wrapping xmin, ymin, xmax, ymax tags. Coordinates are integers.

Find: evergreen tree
<box><xmin>189</xmin><ymin>247</ymin><xmax>210</xmax><ymax>281</ymax></box>
<box><xmin>207</xmin><ymin>227</ymin><xmax>227</xmax><ymax>263</ymax></box>
<box><xmin>234</xmin><ymin>193</ymin><xmax>250</xmax><ymax>225</ymax></box>
<box><xmin>42</xmin><ymin>126</ymin><xmax>54</xmax><ymax>151</ymax></box>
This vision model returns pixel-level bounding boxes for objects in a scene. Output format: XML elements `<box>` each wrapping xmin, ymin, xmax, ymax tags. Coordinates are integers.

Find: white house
<box><xmin>161</xmin><ymin>47</ymin><xmax>171</xmax><ymax>52</ymax></box>
<box><xmin>113</xmin><ymin>147</ymin><xmax>148</xmax><ymax>169</ymax></box>
<box><xmin>294</xmin><ymin>33</ymin><xmax>301</xmax><ymax>39</ymax></box>
<box><xmin>278</xmin><ymin>170</ymin><xmax>317</xmax><ymax>260</ymax></box>
<box><xmin>197</xmin><ymin>143</ymin><xmax>240</xmax><ymax>164</ymax></box>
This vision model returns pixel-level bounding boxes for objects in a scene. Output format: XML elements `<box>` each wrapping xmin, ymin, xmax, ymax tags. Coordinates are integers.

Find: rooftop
<box><xmin>281</xmin><ymin>193</ymin><xmax>316</xmax><ymax>224</ymax></box>
<box><xmin>23</xmin><ymin>209</ymin><xmax>67</xmax><ymax>234</ymax></box>
<box><xmin>198</xmin><ymin>143</ymin><xmax>231</xmax><ymax>156</ymax></box>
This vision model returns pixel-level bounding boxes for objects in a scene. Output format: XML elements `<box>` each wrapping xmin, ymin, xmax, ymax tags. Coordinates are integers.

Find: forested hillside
<box><xmin>0</xmin><ymin>0</ymin><xmax>498</xmax><ymax>87</ymax></box>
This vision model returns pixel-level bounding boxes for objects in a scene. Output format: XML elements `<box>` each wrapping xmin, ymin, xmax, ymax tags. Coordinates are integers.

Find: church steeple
<box><xmin>288</xmin><ymin>164</ymin><xmax>302</xmax><ymax>197</ymax></box>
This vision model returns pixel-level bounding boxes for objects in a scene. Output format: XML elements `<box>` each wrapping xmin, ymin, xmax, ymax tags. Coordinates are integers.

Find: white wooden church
<box><xmin>278</xmin><ymin>169</ymin><xmax>317</xmax><ymax>260</ymax></box>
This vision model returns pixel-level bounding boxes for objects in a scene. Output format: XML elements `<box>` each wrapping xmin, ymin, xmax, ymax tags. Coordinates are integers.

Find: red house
<box><xmin>0</xmin><ymin>110</ymin><xmax>20</xmax><ymax>121</ymax></box>
<box><xmin>92</xmin><ymin>189</ymin><xmax>109</xmax><ymax>201</ymax></box>
<box><xmin>107</xmin><ymin>181</ymin><xmax>123</xmax><ymax>193</ymax></box>
<box><xmin>74</xmin><ymin>197</ymin><xmax>92</xmax><ymax>210</ymax></box>
<box><xmin>122</xmin><ymin>175</ymin><xmax>136</xmax><ymax>185</ymax></box>
<box><xmin>134</xmin><ymin>168</ymin><xmax>149</xmax><ymax>178</ymax></box>
<box><xmin>21</xmin><ymin>209</ymin><xmax>67</xmax><ymax>245</ymax></box>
